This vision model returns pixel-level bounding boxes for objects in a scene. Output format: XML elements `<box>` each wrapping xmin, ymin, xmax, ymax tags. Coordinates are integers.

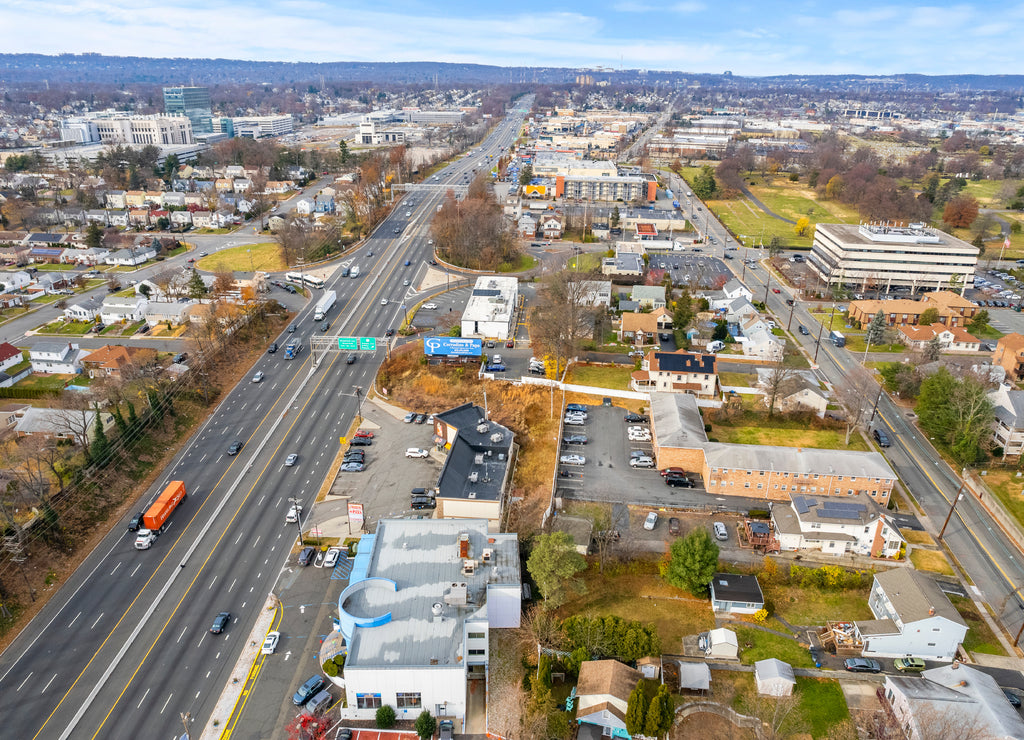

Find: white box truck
<box><xmin>313</xmin><ymin>290</ymin><xmax>336</xmax><ymax>321</ymax></box>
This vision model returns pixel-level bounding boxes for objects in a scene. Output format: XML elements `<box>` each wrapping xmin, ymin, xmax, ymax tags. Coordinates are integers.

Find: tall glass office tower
<box><xmin>163</xmin><ymin>86</ymin><xmax>213</xmax><ymax>134</ymax></box>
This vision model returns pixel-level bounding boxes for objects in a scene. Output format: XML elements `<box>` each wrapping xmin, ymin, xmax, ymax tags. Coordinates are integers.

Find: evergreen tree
<box><xmin>85</xmin><ymin>221</ymin><xmax>104</xmax><ymax>249</ymax></box>
<box><xmin>624</xmin><ymin>684</ymin><xmax>647</xmax><ymax>737</ymax></box>
<box><xmin>643</xmin><ymin>685</ymin><xmax>667</xmax><ymax>738</ymax></box>
<box><xmin>91</xmin><ymin>407</ymin><xmax>112</xmax><ymax>468</ymax></box>
<box><xmin>413</xmin><ymin>710</ymin><xmax>436</xmax><ymax>739</ymax></box>
<box><xmin>865</xmin><ymin>310</ymin><xmax>887</xmax><ymax>346</ymax></box>
<box><xmin>188</xmin><ymin>270</ymin><xmax>207</xmax><ymax>298</ymax></box>
<box><xmin>126</xmin><ymin>400</ymin><xmax>139</xmax><ymax>430</ymax></box>
<box><xmin>691</xmin><ymin>164</ymin><xmax>718</xmax><ymax>200</ymax></box>
<box><xmin>663</xmin><ymin>528</ymin><xmax>719</xmax><ymax>595</ymax></box>
<box><xmin>375</xmin><ymin>705</ymin><xmax>396</xmax><ymax>729</ymax></box>
<box><xmin>112</xmin><ymin>404</ymin><xmax>128</xmax><ymax>437</ymax></box>
<box><xmin>147</xmin><ymin>388</ymin><xmax>164</xmax><ymax>422</ymax></box>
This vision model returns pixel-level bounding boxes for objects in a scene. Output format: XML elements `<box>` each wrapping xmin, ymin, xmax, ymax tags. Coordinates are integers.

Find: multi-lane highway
<box><xmin>0</xmin><ymin>100</ymin><xmax>531</xmax><ymax>740</ymax></box>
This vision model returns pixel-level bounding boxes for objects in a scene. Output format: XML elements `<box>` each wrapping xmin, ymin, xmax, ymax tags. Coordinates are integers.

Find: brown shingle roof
<box><xmin>576</xmin><ymin>659</ymin><xmax>641</xmax><ymax>703</ymax></box>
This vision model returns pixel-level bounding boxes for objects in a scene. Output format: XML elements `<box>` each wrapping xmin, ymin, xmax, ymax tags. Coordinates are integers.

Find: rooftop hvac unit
<box><xmin>474</xmin><ymin>453</ymin><xmax>485</xmax><ymax>465</ymax></box>
<box><xmin>498</xmin><ymin>453</ymin><xmax>506</xmax><ymax>461</ymax></box>
<box><xmin>482</xmin><ymin>548</ymin><xmax>493</xmax><ymax>562</ymax></box>
<box><xmin>468</xmin><ymin>471</ymin><xmax>479</xmax><ymax>483</ymax></box>
<box><xmin>468</xmin><ymin>491</ymin><xmax>477</xmax><ymax>499</ymax></box>
<box><xmin>490</xmin><ymin>432</ymin><xmax>503</xmax><ymax>443</ymax></box>
<box><xmin>459</xmin><ymin>533</ymin><xmax>470</xmax><ymax>558</ymax></box>
<box><xmin>432</xmin><ymin>602</ymin><xmax>444</xmax><ymax>616</ymax></box>
<box><xmin>476</xmin><ymin>422</ymin><xmax>489</xmax><ymax>434</ymax></box>
<box><xmin>461</xmin><ymin>559</ymin><xmax>476</xmax><ymax>576</ymax></box>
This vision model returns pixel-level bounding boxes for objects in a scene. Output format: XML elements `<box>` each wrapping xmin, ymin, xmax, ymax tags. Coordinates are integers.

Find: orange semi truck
<box><xmin>135</xmin><ymin>481</ymin><xmax>187</xmax><ymax>549</ymax></box>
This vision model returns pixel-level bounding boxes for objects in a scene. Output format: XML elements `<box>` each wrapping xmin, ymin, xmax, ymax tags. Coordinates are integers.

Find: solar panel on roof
<box><xmin>793</xmin><ymin>496</ymin><xmax>811</xmax><ymax>515</ymax></box>
<box><xmin>819</xmin><ymin>501</ymin><xmax>866</xmax><ymax>520</ymax></box>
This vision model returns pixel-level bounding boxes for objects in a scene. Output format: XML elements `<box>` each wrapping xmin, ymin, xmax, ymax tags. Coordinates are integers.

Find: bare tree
<box><xmin>759</xmin><ymin>359</ymin><xmax>796</xmax><ymax>419</ymax></box>
<box><xmin>248</xmin><ymin>170</ymin><xmax>272</xmax><ymax>232</ymax></box>
<box><xmin>834</xmin><ymin>367</ymin><xmax>878</xmax><ymax>445</ymax></box>
<box><xmin>529</xmin><ymin>269</ymin><xmax>602</xmax><ymax>377</ymax></box>
<box><xmin>745</xmin><ymin>693</ymin><xmax>804</xmax><ymax>740</ymax></box>
<box><xmin>50</xmin><ymin>391</ymin><xmax>99</xmax><ymax>452</ymax></box>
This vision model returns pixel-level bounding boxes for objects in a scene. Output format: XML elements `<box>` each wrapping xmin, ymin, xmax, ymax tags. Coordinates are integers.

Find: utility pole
<box><xmin>288</xmin><ymin>497</ymin><xmax>304</xmax><ymax>547</ymax></box>
<box><xmin>939</xmin><ymin>470</ymin><xmax>969</xmax><ymax>539</ymax></box>
<box><xmin>786</xmin><ymin>299</ymin><xmax>796</xmax><ymax>331</ymax></box>
<box><xmin>180</xmin><ymin>712</ymin><xmax>192</xmax><ymax>740</ymax></box>
<box><xmin>353</xmin><ymin>385</ymin><xmax>363</xmax><ymax>425</ymax></box>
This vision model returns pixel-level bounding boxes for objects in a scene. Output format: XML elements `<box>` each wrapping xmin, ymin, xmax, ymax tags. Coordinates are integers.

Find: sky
<box><xmin>2</xmin><ymin>0</ymin><xmax>1023</xmax><ymax>76</ymax></box>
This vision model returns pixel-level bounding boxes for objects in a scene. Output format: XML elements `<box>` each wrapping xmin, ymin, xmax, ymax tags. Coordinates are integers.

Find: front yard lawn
<box><xmin>719</xmin><ymin>371</ymin><xmax>755</xmax><ymax>387</ymax></box>
<box><xmin>978</xmin><ymin>469</ymin><xmax>1024</xmax><ymax>536</ymax></box>
<box><xmin>14</xmin><ymin>372</ymin><xmax>77</xmax><ymax>391</ymax></box>
<box><xmin>40</xmin><ymin>319</ymin><xmax>93</xmax><ymax>335</ymax></box>
<box><xmin>732</xmin><ymin>625</ymin><xmax>814</xmax><ymax>668</ymax></box>
<box><xmin>909</xmin><ymin>548</ymin><xmax>953</xmax><ymax>576</ymax></box>
<box><xmin>762</xmin><ymin>581</ymin><xmax>874</xmax><ymax>626</ymax></box>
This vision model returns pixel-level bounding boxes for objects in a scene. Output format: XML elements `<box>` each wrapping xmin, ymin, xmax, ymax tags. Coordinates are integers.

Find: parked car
<box><xmin>563</xmin><ymin>416</ymin><xmax>585</xmax><ymax>426</ymax></box>
<box><xmin>560</xmin><ymin>454</ymin><xmax>586</xmax><ymax>465</ymax></box>
<box><xmin>665</xmin><ymin>474</ymin><xmax>693</xmax><ymax>488</ymax></box>
<box><xmin>872</xmin><ymin>428</ymin><xmax>891</xmax><ymax>448</ymax></box>
<box><xmin>844</xmin><ymin>658</ymin><xmax>882</xmax><ymax>673</ymax></box>
<box><xmin>660</xmin><ymin>467</ymin><xmax>687</xmax><ymax>477</ymax></box>
<box><xmin>669</xmin><ymin>517</ymin><xmax>681</xmax><ymax>535</ymax></box>
<box><xmin>486</xmin><ymin>364</ymin><xmax>506</xmax><ymax>372</ymax></box>
<box><xmin>438</xmin><ymin>719</ymin><xmax>454</xmax><ymax>740</ymax></box>
<box><xmin>354</xmin><ymin>430</ymin><xmax>374</xmax><ymax>439</ymax></box>
<box><xmin>415</xmin><ymin>413</ymin><xmax>427</xmax><ymax>424</ymax></box>
<box><xmin>422</xmin><ymin>303</ymin><xmax>438</xmax><ymax>310</ymax></box>
<box><xmin>629</xmin><ymin>456</ymin><xmax>655</xmax><ymax>468</ymax></box>
<box><xmin>403</xmin><ymin>412</ymin><xmax>416</xmax><ymax>423</ymax></box>
<box><xmin>713</xmin><ymin>521</ymin><xmax>729</xmax><ymax>540</ymax></box>
<box><xmin>210</xmin><ymin>611</ymin><xmax>232</xmax><ymax>634</ymax></box>
<box><xmin>643</xmin><ymin>511</ymin><xmax>658</xmax><ymax>530</ymax></box>
<box><xmin>894</xmin><ymin>657</ymin><xmax>926</xmax><ymax>672</ymax></box>
<box><xmin>624</xmin><ymin>412</ymin><xmax>649</xmax><ymax>423</ymax></box>
<box><xmin>341</xmin><ymin>462</ymin><xmax>365</xmax><ymax>472</ymax></box>
<box><xmin>261</xmin><ymin>631</ymin><xmax>280</xmax><ymax>654</ymax></box>
<box><xmin>349</xmin><ymin>436</ymin><xmax>372</xmax><ymax>446</ymax></box>
<box><xmin>406</xmin><ymin>448</ymin><xmax>429</xmax><ymax>458</ymax></box>
<box><xmin>292</xmin><ymin>675</ymin><xmax>327</xmax><ymax>706</ymax></box>
<box><xmin>298</xmin><ymin>546</ymin><xmax>316</xmax><ymax>565</ymax></box>
<box><xmin>324</xmin><ymin>547</ymin><xmax>342</xmax><ymax>568</ymax></box>
<box><xmin>1004</xmin><ymin>689</ymin><xmax>1022</xmax><ymax>708</ymax></box>
<box><xmin>563</xmin><ymin>434</ymin><xmax>588</xmax><ymax>445</ymax></box>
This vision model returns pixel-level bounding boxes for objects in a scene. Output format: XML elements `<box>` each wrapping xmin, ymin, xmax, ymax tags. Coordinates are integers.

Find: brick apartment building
<box><xmin>993</xmin><ymin>333</ymin><xmax>1024</xmax><ymax>383</ymax></box>
<box><xmin>848</xmin><ymin>290</ymin><xmax>978</xmax><ymax>328</ymax></box>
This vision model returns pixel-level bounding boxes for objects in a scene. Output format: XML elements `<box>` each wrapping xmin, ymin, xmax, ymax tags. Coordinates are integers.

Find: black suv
<box><xmin>210</xmin><ymin>611</ymin><xmax>231</xmax><ymax>634</ymax></box>
<box><xmin>624</xmin><ymin>412</ymin><xmax>649</xmax><ymax>423</ymax></box>
<box><xmin>872</xmin><ymin>429</ymin><xmax>891</xmax><ymax>448</ymax></box>
<box><xmin>665</xmin><ymin>474</ymin><xmax>694</xmax><ymax>488</ymax></box>
<box><xmin>128</xmin><ymin>511</ymin><xmax>145</xmax><ymax>531</ymax></box>
<box><xmin>349</xmin><ymin>436</ymin><xmax>372</xmax><ymax>446</ymax></box>
<box><xmin>227</xmin><ymin>440</ymin><xmax>243</xmax><ymax>456</ymax></box>
<box><xmin>268</xmin><ymin>342</ymin><xmax>278</xmax><ymax>354</ymax></box>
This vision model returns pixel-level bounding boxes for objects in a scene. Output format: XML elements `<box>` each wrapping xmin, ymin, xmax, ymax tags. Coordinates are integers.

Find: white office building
<box><xmin>461</xmin><ymin>276</ymin><xmax>519</xmax><ymax>340</ymax></box>
<box><xmin>231</xmin><ymin>115</ymin><xmax>294</xmax><ymax>139</ymax></box>
<box><xmin>331</xmin><ymin>519</ymin><xmax>520</xmax><ymax>726</ymax></box>
<box><xmin>808</xmin><ymin>223</ymin><xmax>978</xmax><ymax>293</ymax></box>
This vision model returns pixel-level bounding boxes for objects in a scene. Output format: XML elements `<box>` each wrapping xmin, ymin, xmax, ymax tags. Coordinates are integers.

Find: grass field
<box><xmin>719</xmin><ymin>371</ymin><xmax>755</xmax><ymax>387</ymax></box>
<box><xmin>902</xmin><ymin>530</ymin><xmax>936</xmax><ymax>547</ymax></box>
<box><xmin>978</xmin><ymin>469</ymin><xmax>1024</xmax><ymax>535</ymax></box>
<box><xmin>708</xmin><ymin>423</ymin><xmax>870</xmax><ymax>451</ymax></box>
<box><xmin>195</xmin><ymin>242</ymin><xmax>285</xmax><ymax>272</ymax></box>
<box><xmin>567</xmin><ymin>252</ymin><xmax>601</xmax><ymax>271</ymax></box>
<box><xmin>732</xmin><ymin>626</ymin><xmax>814</xmax><ymax>667</ymax></box>
<box><xmin>950</xmin><ymin>595</ymin><xmax>1007</xmax><ymax>656</ymax></box>
<box><xmin>909</xmin><ymin>548</ymin><xmax>954</xmax><ymax>576</ymax></box>
<box><xmin>559</xmin><ymin>566</ymin><xmax>715</xmax><ymax>649</ymax></box>
<box><xmin>497</xmin><ymin>254</ymin><xmax>539</xmax><ymax>273</ymax></box>
<box><xmin>794</xmin><ymin>678</ymin><xmax>853</xmax><ymax>738</ymax></box>
<box><xmin>763</xmin><ymin>582</ymin><xmax>874</xmax><ymax>626</ymax></box>
<box><xmin>566</xmin><ymin>364</ymin><xmax>633</xmax><ymax>391</ymax></box>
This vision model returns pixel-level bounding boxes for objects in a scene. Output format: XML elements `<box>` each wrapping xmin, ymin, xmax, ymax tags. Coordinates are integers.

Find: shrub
<box><xmin>376</xmin><ymin>705</ymin><xmax>396</xmax><ymax>729</ymax></box>
<box><xmin>753</xmin><ymin>608</ymin><xmax>769</xmax><ymax>623</ymax></box>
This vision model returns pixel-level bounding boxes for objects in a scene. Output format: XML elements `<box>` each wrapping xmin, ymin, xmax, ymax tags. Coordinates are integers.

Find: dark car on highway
<box><xmin>346</xmin><ymin>353</ymin><xmax>356</xmax><ymax>364</ymax></box>
<box><xmin>210</xmin><ymin>611</ymin><xmax>231</xmax><ymax>634</ymax></box>
<box><xmin>798</xmin><ymin>325</ymin><xmax>809</xmax><ymax>335</ymax></box>
<box><xmin>128</xmin><ymin>512</ymin><xmax>145</xmax><ymax>531</ymax></box>
<box><xmin>872</xmin><ymin>429</ymin><xmax>891</xmax><ymax>448</ymax></box>
<box><xmin>227</xmin><ymin>440</ymin><xmax>243</xmax><ymax>456</ymax></box>
<box><xmin>268</xmin><ymin>343</ymin><xmax>278</xmax><ymax>353</ymax></box>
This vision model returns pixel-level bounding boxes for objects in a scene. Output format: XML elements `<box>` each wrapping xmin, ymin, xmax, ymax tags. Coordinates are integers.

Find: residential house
<box><xmin>601</xmin><ymin>251</ymin><xmax>644</xmax><ymax>277</ymax></box>
<box><xmin>575</xmin><ymin>660</ymin><xmax>642</xmax><ymax>740</ymax></box>
<box><xmin>81</xmin><ymin>344</ymin><xmax>154</xmax><ymax>379</ymax></box>
<box><xmin>0</xmin><ymin>271</ymin><xmax>31</xmax><ymax>292</ymax></box>
<box><xmin>706</xmin><ymin>278</ymin><xmax>754</xmax><ymax>310</ymax></box>
<box><xmin>993</xmin><ymin>333</ymin><xmax>1024</xmax><ymax>383</ymax></box>
<box><xmin>722</xmin><ymin>296</ymin><xmax>760</xmax><ymax>324</ymax></box>
<box><xmin>756</xmin><ymin>369</ymin><xmax>829</xmax><ymax>417</ymax></box>
<box><xmin>105</xmin><ymin>190</ymin><xmax>127</xmax><ymax>209</ymax></box>
<box><xmin>540</xmin><ymin>216</ymin><xmax>563</xmax><ymax>240</ymax></box>
<box><xmin>224</xmin><ymin>165</ymin><xmax>247</xmax><ymax>179</ymax></box>
<box><xmin>771</xmin><ymin>492</ymin><xmax>904</xmax><ymax>557</ymax></box>
<box><xmin>857</xmin><ymin>569</ymin><xmax>968</xmax><ymax>661</ymax></box>
<box><xmin>213</xmin><ymin>209</ymin><xmax>237</xmax><ymax>227</ymax></box>
<box><xmin>105</xmin><ymin>244</ymin><xmax>156</xmax><ymax>266</ymax></box>
<box><xmin>0</xmin><ymin>342</ymin><xmax>23</xmax><ymax>373</ymax></box>
<box><xmin>332</xmin><ymin>519</ymin><xmax>520</xmax><ymax>724</ymax></box>
<box><xmin>710</xmin><ymin>573</ymin><xmax>764</xmax><ymax>615</ymax></box>
<box><xmin>264</xmin><ymin>180</ymin><xmax>293</xmax><ymax>194</ymax></box>
<box><xmin>29</xmin><ymin>341</ymin><xmax>86</xmax><ymax>374</ymax></box>
<box><xmin>232</xmin><ymin>178</ymin><xmax>252</xmax><ymax>192</ymax></box>
<box><xmin>63</xmin><ymin>300</ymin><xmax>100</xmax><ymax>322</ymax></box>
<box><xmin>145</xmin><ymin>301</ymin><xmax>196</xmax><ymax>327</ymax></box>
<box><xmin>108</xmin><ymin>210</ymin><xmax>130</xmax><ymax>228</ymax></box>
<box><xmin>630</xmin><ymin>285</ymin><xmax>667</xmax><ymax>310</ymax></box>
<box><xmin>14</xmin><ymin>406</ymin><xmax>114</xmax><ymax>443</ymax></box>
<box><xmin>897</xmin><ymin>323</ymin><xmax>980</xmax><ymax>352</ymax></box>
<box><xmin>124</xmin><ymin>191</ymin><xmax>146</xmax><ymax>207</ymax></box>
<box><xmin>294</xmin><ymin>198</ymin><xmax>315</xmax><ymax>216</ymax></box>
<box><xmin>63</xmin><ymin>247</ymin><xmax>108</xmax><ymax>266</ymax></box>
<box><xmin>516</xmin><ymin>213</ymin><xmax>537</xmax><ymax>238</ymax></box>
<box><xmin>989</xmin><ymin>384</ymin><xmax>1024</xmax><ymax>459</ymax></box>
<box><xmin>738</xmin><ymin>315</ymin><xmax>784</xmax><ymax>361</ymax></box>
<box><xmin>214</xmin><ymin>178</ymin><xmax>233</xmax><ymax>192</ymax></box>
<box><xmin>100</xmin><ymin>295</ymin><xmax>148</xmax><ymax>324</ymax></box>
<box><xmin>631</xmin><ymin>349</ymin><xmax>718</xmax><ymax>398</ymax></box>
<box><xmin>849</xmin><ymin>291</ymin><xmax>978</xmax><ymax>328</ymax></box>
<box><xmin>884</xmin><ymin>663</ymin><xmax>1024</xmax><ymax>740</ymax></box>
<box><xmin>85</xmin><ymin>209</ymin><xmax>109</xmax><ymax>225</ymax></box>
<box><xmin>29</xmin><ymin>246</ymin><xmax>65</xmax><ymax>264</ymax></box>
<box><xmin>128</xmin><ymin>209</ymin><xmax>151</xmax><ymax>227</ymax></box>
<box><xmin>432</xmin><ymin>403</ymin><xmax>515</xmax><ymax>530</ymax></box>
<box><xmin>161</xmin><ymin>192</ymin><xmax>186</xmax><ymax>208</ymax></box>
<box><xmin>577</xmin><ymin>280</ymin><xmax>612</xmax><ymax>307</ymax></box>
<box><xmin>192</xmin><ymin>211</ymin><xmax>215</xmax><ymax>229</ymax></box>
<box><xmin>170</xmin><ymin>211</ymin><xmax>193</xmax><ymax>228</ymax></box>
<box><xmin>618</xmin><ymin>307</ymin><xmax>673</xmax><ymax>344</ymax></box>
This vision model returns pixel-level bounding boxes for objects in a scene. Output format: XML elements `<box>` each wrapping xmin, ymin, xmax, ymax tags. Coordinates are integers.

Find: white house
<box><xmin>332</xmin><ymin>519</ymin><xmax>520</xmax><ymax>725</ymax></box>
<box><xmin>170</xmin><ymin>210</ymin><xmax>193</xmax><ymax>228</ymax></box>
<box><xmin>29</xmin><ymin>341</ymin><xmax>87</xmax><ymax>374</ymax></box>
<box><xmin>192</xmin><ymin>211</ymin><xmax>215</xmax><ymax>229</ymax></box>
<box><xmin>772</xmin><ymin>493</ymin><xmax>904</xmax><ymax>558</ymax></box>
<box><xmin>710</xmin><ymin>573</ymin><xmax>764</xmax><ymax>615</ymax></box>
<box><xmin>738</xmin><ymin>315</ymin><xmax>784</xmax><ymax>361</ymax></box>
<box><xmin>294</xmin><ymin>198</ymin><xmax>315</xmax><ymax>216</ymax></box>
<box><xmin>857</xmin><ymin>569</ymin><xmax>968</xmax><ymax>661</ymax></box>
<box><xmin>898</xmin><ymin>323</ymin><xmax>981</xmax><ymax>353</ymax></box>
<box><xmin>707</xmin><ymin>278</ymin><xmax>754</xmax><ymax>310</ymax></box>
<box><xmin>105</xmin><ymin>245</ymin><xmax>156</xmax><ymax>266</ymax></box>
<box><xmin>145</xmin><ymin>301</ymin><xmax>195</xmax><ymax>327</ymax></box>
<box><xmin>107</xmin><ymin>210</ymin><xmax>130</xmax><ymax>227</ymax></box>
<box><xmin>884</xmin><ymin>664</ymin><xmax>1024</xmax><ymax>740</ymax></box>
<box><xmin>100</xmin><ymin>295</ymin><xmax>148</xmax><ymax>324</ymax></box>
<box><xmin>516</xmin><ymin>213</ymin><xmax>537</xmax><ymax>237</ymax></box>
<box><xmin>64</xmin><ymin>247</ymin><xmax>109</xmax><ymax>266</ymax></box>
<box><xmin>990</xmin><ymin>383</ymin><xmax>1024</xmax><ymax>460</ymax></box>
<box><xmin>0</xmin><ymin>271</ymin><xmax>31</xmax><ymax>292</ymax></box>
<box><xmin>574</xmin><ymin>660</ymin><xmax>642</xmax><ymax>740</ymax></box>
<box><xmin>104</xmin><ymin>190</ymin><xmax>127</xmax><ymax>209</ymax></box>
<box><xmin>63</xmin><ymin>300</ymin><xmax>100</xmax><ymax>322</ymax></box>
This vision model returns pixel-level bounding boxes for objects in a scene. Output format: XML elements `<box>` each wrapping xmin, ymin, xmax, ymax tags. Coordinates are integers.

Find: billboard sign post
<box><xmin>423</xmin><ymin>337</ymin><xmax>483</xmax><ymax>357</ymax></box>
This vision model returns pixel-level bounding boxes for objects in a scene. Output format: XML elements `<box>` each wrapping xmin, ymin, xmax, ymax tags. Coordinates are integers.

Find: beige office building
<box><xmin>808</xmin><ymin>223</ymin><xmax>978</xmax><ymax>294</ymax></box>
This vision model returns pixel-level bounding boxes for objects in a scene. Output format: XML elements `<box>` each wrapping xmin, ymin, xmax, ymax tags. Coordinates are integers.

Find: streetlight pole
<box><xmin>939</xmin><ymin>470</ymin><xmax>969</xmax><ymax>539</ymax></box>
<box><xmin>287</xmin><ymin>496</ymin><xmax>304</xmax><ymax>546</ymax></box>
<box><xmin>786</xmin><ymin>299</ymin><xmax>796</xmax><ymax>331</ymax></box>
<box><xmin>353</xmin><ymin>385</ymin><xmax>363</xmax><ymax>425</ymax></box>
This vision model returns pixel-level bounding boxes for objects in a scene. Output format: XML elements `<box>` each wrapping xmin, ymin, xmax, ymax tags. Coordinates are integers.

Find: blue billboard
<box><xmin>424</xmin><ymin>337</ymin><xmax>483</xmax><ymax>357</ymax></box>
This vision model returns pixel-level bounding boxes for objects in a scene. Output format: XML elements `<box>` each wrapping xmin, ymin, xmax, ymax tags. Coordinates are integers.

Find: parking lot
<box><xmin>647</xmin><ymin>252</ymin><xmax>731</xmax><ymax>289</ymax></box>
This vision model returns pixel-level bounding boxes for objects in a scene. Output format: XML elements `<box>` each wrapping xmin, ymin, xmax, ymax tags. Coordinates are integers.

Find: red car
<box><xmin>660</xmin><ymin>467</ymin><xmax>687</xmax><ymax>477</ymax></box>
<box><xmin>506</xmin><ymin>339</ymin><xmax>515</xmax><ymax>348</ymax></box>
<box><xmin>772</xmin><ymin>288</ymin><xmax>781</xmax><ymax>294</ymax></box>
<box><xmin>353</xmin><ymin>430</ymin><xmax>374</xmax><ymax>439</ymax></box>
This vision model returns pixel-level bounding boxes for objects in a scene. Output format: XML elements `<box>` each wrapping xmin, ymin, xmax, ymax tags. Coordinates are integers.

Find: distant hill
<box><xmin>1</xmin><ymin>54</ymin><xmax>1023</xmax><ymax>91</ymax></box>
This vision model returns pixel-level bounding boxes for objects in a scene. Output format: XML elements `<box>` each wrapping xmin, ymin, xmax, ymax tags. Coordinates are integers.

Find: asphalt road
<box><xmin>0</xmin><ymin>101</ymin><xmax>533</xmax><ymax>739</ymax></box>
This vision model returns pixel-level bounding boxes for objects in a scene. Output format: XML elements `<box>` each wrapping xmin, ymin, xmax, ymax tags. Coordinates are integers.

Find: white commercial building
<box><xmin>231</xmin><ymin>115</ymin><xmax>294</xmax><ymax>139</ymax></box>
<box><xmin>332</xmin><ymin>519</ymin><xmax>520</xmax><ymax>726</ymax></box>
<box><xmin>61</xmin><ymin>114</ymin><xmax>195</xmax><ymax>146</ymax></box>
<box><xmin>461</xmin><ymin>276</ymin><xmax>519</xmax><ymax>341</ymax></box>
<box><xmin>808</xmin><ymin>223</ymin><xmax>978</xmax><ymax>293</ymax></box>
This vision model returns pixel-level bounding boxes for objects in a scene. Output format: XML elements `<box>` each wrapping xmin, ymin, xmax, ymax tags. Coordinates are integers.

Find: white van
<box><xmin>707</xmin><ymin>340</ymin><xmax>725</xmax><ymax>353</ymax></box>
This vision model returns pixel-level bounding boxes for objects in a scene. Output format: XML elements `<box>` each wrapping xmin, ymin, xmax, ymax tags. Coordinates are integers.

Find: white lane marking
<box><xmin>177</xmin><ymin>627</ymin><xmax>187</xmax><ymax>644</ymax></box>
<box><xmin>91</xmin><ymin>613</ymin><xmax>104</xmax><ymax>629</ymax></box>
<box><xmin>68</xmin><ymin>612</ymin><xmax>81</xmax><ymax>629</ymax></box>
<box><xmin>17</xmin><ymin>672</ymin><xmax>33</xmax><ymax>691</ymax></box>
<box><xmin>136</xmin><ymin>688</ymin><xmax>149</xmax><ymax>708</ymax></box>
<box><xmin>208</xmin><ymin>576</ymin><xmax>217</xmax><ymax>590</ymax></box>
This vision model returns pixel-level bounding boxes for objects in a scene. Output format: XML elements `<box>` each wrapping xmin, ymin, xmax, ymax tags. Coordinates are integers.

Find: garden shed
<box><xmin>707</xmin><ymin>628</ymin><xmax>738</xmax><ymax>660</ymax></box>
<box><xmin>677</xmin><ymin>661</ymin><xmax>711</xmax><ymax>693</ymax></box>
<box><xmin>755</xmin><ymin>658</ymin><xmax>796</xmax><ymax>696</ymax></box>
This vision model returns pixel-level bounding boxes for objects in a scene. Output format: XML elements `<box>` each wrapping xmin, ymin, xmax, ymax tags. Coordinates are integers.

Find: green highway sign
<box><xmin>338</xmin><ymin>336</ymin><xmax>377</xmax><ymax>351</ymax></box>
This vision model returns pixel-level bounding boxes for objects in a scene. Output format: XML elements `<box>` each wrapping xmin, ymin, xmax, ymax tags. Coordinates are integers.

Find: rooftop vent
<box><xmin>468</xmin><ymin>491</ymin><xmax>477</xmax><ymax>499</ymax></box>
<box><xmin>432</xmin><ymin>602</ymin><xmax>444</xmax><ymax>617</ymax></box>
<box><xmin>474</xmin><ymin>453</ymin><xmax>485</xmax><ymax>465</ymax></box>
<box><xmin>459</xmin><ymin>533</ymin><xmax>470</xmax><ymax>558</ymax></box>
<box><xmin>476</xmin><ymin>422</ymin><xmax>489</xmax><ymax>434</ymax></box>
<box><xmin>468</xmin><ymin>471</ymin><xmax>479</xmax><ymax>483</ymax></box>
<box><xmin>462</xmin><ymin>559</ymin><xmax>477</xmax><ymax>576</ymax></box>
<box><xmin>490</xmin><ymin>432</ymin><xmax>504</xmax><ymax>443</ymax></box>
<box><xmin>498</xmin><ymin>453</ymin><xmax>506</xmax><ymax>461</ymax></box>
<box><xmin>482</xmin><ymin>548</ymin><xmax>493</xmax><ymax>562</ymax></box>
